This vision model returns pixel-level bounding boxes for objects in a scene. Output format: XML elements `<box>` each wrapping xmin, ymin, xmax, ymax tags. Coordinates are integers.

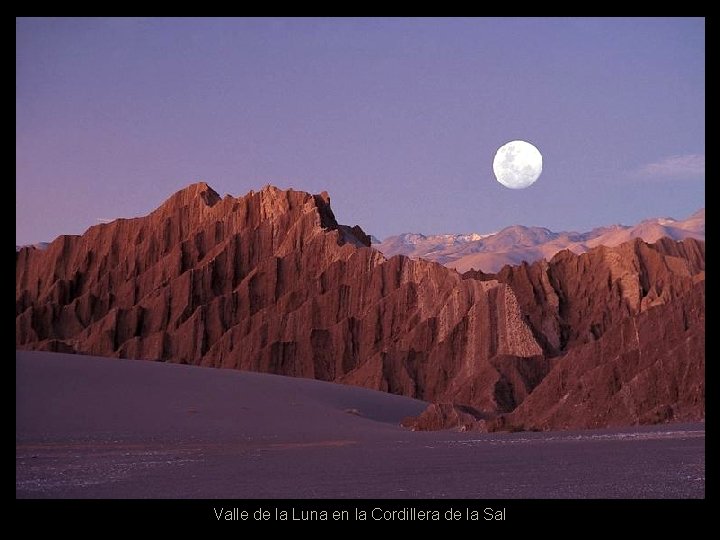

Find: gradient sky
<box><xmin>16</xmin><ymin>17</ymin><xmax>705</xmax><ymax>245</ymax></box>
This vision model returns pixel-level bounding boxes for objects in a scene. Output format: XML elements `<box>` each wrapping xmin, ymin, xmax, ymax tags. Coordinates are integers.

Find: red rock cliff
<box><xmin>15</xmin><ymin>183</ymin><xmax>704</xmax><ymax>429</ymax></box>
<box><xmin>16</xmin><ymin>183</ymin><xmax>548</xmax><ymax>417</ymax></box>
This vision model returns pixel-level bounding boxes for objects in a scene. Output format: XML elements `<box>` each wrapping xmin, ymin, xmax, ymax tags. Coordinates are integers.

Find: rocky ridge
<box><xmin>16</xmin><ymin>183</ymin><xmax>704</xmax><ymax>431</ymax></box>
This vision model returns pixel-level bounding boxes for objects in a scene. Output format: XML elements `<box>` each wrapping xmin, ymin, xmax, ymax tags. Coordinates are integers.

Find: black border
<box><xmin>14</xmin><ymin>17</ymin><xmax>710</xmax><ymax>525</ymax></box>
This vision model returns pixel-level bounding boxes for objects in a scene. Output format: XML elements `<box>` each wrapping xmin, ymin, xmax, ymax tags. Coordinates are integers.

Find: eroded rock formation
<box><xmin>16</xmin><ymin>183</ymin><xmax>704</xmax><ymax>431</ymax></box>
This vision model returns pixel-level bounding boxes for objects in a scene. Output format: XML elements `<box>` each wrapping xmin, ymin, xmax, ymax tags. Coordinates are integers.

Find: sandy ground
<box><xmin>16</xmin><ymin>351</ymin><xmax>704</xmax><ymax>499</ymax></box>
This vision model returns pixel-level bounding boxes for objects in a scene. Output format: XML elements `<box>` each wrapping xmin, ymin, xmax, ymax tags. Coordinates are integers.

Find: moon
<box><xmin>493</xmin><ymin>140</ymin><xmax>543</xmax><ymax>189</ymax></box>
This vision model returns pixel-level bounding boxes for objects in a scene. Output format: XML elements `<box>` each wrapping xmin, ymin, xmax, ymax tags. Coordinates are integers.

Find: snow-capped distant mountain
<box><xmin>378</xmin><ymin>232</ymin><xmax>496</xmax><ymax>260</ymax></box>
<box><xmin>375</xmin><ymin>209</ymin><xmax>705</xmax><ymax>273</ymax></box>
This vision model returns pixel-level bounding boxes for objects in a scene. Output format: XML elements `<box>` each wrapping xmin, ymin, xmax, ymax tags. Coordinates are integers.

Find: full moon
<box><xmin>493</xmin><ymin>140</ymin><xmax>543</xmax><ymax>189</ymax></box>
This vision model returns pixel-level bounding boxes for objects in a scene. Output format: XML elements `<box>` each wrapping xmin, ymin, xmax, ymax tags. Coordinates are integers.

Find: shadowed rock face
<box><xmin>15</xmin><ymin>183</ymin><xmax>705</xmax><ymax>431</ymax></box>
<box><xmin>498</xmin><ymin>279</ymin><xmax>704</xmax><ymax>431</ymax></box>
<box><xmin>424</xmin><ymin>238</ymin><xmax>705</xmax><ymax>431</ymax></box>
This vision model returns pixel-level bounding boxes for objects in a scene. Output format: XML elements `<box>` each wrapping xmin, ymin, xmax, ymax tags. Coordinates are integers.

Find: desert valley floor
<box><xmin>16</xmin><ymin>351</ymin><xmax>704</xmax><ymax>499</ymax></box>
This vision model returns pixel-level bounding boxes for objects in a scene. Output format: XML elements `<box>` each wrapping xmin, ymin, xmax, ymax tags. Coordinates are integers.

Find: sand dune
<box><xmin>16</xmin><ymin>351</ymin><xmax>427</xmax><ymax>444</ymax></box>
<box><xmin>17</xmin><ymin>351</ymin><xmax>704</xmax><ymax>499</ymax></box>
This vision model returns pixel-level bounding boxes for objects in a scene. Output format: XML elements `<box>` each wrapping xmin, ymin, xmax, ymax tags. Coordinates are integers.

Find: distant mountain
<box><xmin>374</xmin><ymin>231</ymin><xmax>495</xmax><ymax>262</ymax></box>
<box><xmin>376</xmin><ymin>209</ymin><xmax>705</xmax><ymax>273</ymax></box>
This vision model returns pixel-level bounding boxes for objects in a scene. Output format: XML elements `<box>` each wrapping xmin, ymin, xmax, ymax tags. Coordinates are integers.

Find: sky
<box><xmin>16</xmin><ymin>17</ymin><xmax>705</xmax><ymax>245</ymax></box>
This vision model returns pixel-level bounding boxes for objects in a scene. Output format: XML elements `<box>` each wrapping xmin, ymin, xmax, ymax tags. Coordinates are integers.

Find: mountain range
<box><xmin>375</xmin><ymin>209</ymin><xmax>704</xmax><ymax>273</ymax></box>
<box><xmin>15</xmin><ymin>183</ymin><xmax>704</xmax><ymax>432</ymax></box>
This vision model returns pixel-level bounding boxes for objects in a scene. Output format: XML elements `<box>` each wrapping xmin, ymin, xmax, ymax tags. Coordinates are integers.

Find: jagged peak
<box><xmin>154</xmin><ymin>181</ymin><xmax>221</xmax><ymax>214</ymax></box>
<box><xmin>243</xmin><ymin>184</ymin><xmax>325</xmax><ymax>206</ymax></box>
<box><xmin>145</xmin><ymin>182</ymin><xmax>350</xmax><ymax>240</ymax></box>
<box><xmin>176</xmin><ymin>181</ymin><xmax>218</xmax><ymax>198</ymax></box>
<box><xmin>256</xmin><ymin>184</ymin><xmax>283</xmax><ymax>195</ymax></box>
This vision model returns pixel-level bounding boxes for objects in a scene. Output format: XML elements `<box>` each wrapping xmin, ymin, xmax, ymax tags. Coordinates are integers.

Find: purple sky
<box><xmin>16</xmin><ymin>17</ymin><xmax>704</xmax><ymax>245</ymax></box>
